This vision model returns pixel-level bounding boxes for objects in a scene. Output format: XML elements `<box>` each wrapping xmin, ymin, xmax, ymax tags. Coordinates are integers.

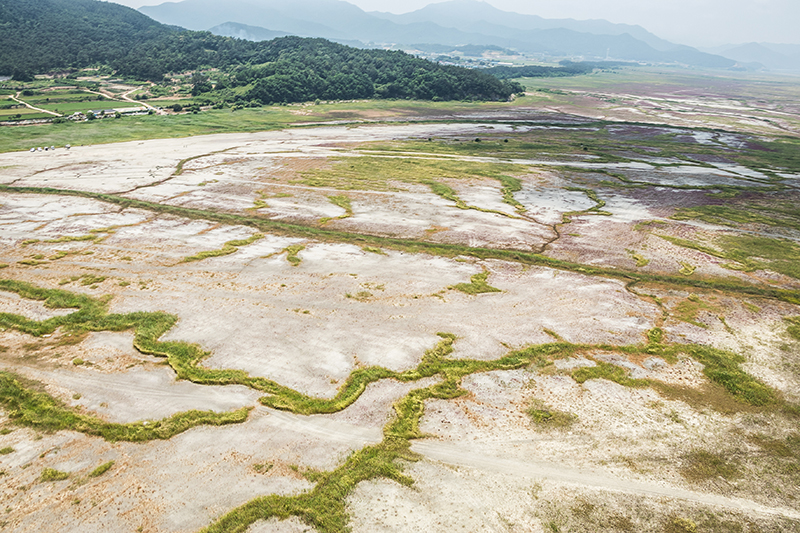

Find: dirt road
<box><xmin>412</xmin><ymin>440</ymin><xmax>800</xmax><ymax>520</ymax></box>
<box><xmin>11</xmin><ymin>93</ymin><xmax>60</xmax><ymax>116</ymax></box>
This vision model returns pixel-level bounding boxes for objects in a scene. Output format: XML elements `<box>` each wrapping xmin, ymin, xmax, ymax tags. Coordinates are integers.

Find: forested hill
<box><xmin>0</xmin><ymin>0</ymin><xmax>522</xmax><ymax>103</ymax></box>
<box><xmin>0</xmin><ymin>0</ymin><xmax>171</xmax><ymax>80</ymax></box>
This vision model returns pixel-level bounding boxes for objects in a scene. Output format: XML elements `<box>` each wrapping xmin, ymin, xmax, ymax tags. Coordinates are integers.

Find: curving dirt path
<box><xmin>11</xmin><ymin>93</ymin><xmax>61</xmax><ymax>116</ymax></box>
<box><xmin>119</xmin><ymin>86</ymin><xmax>161</xmax><ymax>114</ymax></box>
<box><xmin>412</xmin><ymin>440</ymin><xmax>800</xmax><ymax>521</ymax></box>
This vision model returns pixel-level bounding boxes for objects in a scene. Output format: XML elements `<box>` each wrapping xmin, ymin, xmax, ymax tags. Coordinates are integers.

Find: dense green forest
<box><xmin>0</xmin><ymin>0</ymin><xmax>171</xmax><ymax>81</ymax></box>
<box><xmin>0</xmin><ymin>0</ymin><xmax>523</xmax><ymax>103</ymax></box>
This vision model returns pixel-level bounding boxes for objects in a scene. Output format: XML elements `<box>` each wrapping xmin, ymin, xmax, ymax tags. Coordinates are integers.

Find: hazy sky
<box><xmin>113</xmin><ymin>0</ymin><xmax>800</xmax><ymax>47</ymax></box>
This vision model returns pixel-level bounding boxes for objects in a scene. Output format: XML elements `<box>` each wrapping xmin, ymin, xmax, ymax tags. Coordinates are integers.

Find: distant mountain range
<box><xmin>140</xmin><ymin>0</ymin><xmax>737</xmax><ymax>69</ymax></box>
<box><xmin>706</xmin><ymin>43</ymin><xmax>800</xmax><ymax>72</ymax></box>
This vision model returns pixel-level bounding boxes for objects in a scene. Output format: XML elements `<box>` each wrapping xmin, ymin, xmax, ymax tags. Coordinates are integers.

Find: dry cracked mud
<box><xmin>1</xmin><ymin>88</ymin><xmax>800</xmax><ymax>533</ymax></box>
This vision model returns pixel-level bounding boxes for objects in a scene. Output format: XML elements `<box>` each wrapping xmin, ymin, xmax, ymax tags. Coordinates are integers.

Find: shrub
<box><xmin>88</xmin><ymin>461</ymin><xmax>115</xmax><ymax>478</ymax></box>
<box><xmin>40</xmin><ymin>468</ymin><xmax>70</xmax><ymax>482</ymax></box>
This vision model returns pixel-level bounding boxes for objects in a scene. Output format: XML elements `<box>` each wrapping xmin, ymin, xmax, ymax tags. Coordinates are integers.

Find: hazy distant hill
<box><xmin>710</xmin><ymin>42</ymin><xmax>800</xmax><ymax>72</ymax></box>
<box><xmin>208</xmin><ymin>22</ymin><xmax>291</xmax><ymax>42</ymax></box>
<box><xmin>141</xmin><ymin>0</ymin><xmax>353</xmax><ymax>38</ymax></box>
<box><xmin>370</xmin><ymin>0</ymin><xmax>676</xmax><ymax>52</ymax></box>
<box><xmin>141</xmin><ymin>0</ymin><xmax>734</xmax><ymax>68</ymax></box>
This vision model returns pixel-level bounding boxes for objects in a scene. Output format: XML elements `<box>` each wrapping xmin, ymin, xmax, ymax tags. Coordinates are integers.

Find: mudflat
<box><xmin>1</xmin><ymin>71</ymin><xmax>800</xmax><ymax>533</ymax></box>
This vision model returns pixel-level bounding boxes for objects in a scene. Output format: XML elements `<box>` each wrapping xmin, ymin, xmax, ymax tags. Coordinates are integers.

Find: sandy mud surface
<box><xmin>1</xmin><ymin>107</ymin><xmax>799</xmax><ymax>533</ymax></box>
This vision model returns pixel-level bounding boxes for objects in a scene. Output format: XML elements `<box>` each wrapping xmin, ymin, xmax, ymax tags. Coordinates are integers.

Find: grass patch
<box><xmin>748</xmin><ymin>432</ymin><xmax>800</xmax><ymax>460</ymax></box>
<box><xmin>651</xmin><ymin>381</ymin><xmax>754</xmax><ymax>415</ymax></box>
<box><xmin>327</xmin><ymin>195</ymin><xmax>352</xmax><ymax>216</ymax></box>
<box><xmin>660</xmin><ymin>233</ymin><xmax>800</xmax><ymax>280</ymax></box>
<box><xmin>0</xmin><ymin>447</ymin><xmax>14</xmax><ymax>455</ymax></box>
<box><xmin>181</xmin><ymin>233</ymin><xmax>264</xmax><ymax>263</ymax></box>
<box><xmin>40</xmin><ymin>468</ymin><xmax>70</xmax><ymax>482</ymax></box>
<box><xmin>253</xmin><ymin>463</ymin><xmax>273</xmax><ymax>474</ymax></box>
<box><xmin>496</xmin><ymin>174</ymin><xmax>526</xmax><ymax>213</ymax></box>
<box><xmin>299</xmin><ymin>155</ymin><xmax>525</xmax><ymax>215</ymax></box>
<box><xmin>527</xmin><ymin>399</ymin><xmax>577</xmax><ymax>430</ymax></box>
<box><xmin>284</xmin><ymin>244</ymin><xmax>305</xmax><ymax>266</ymax></box>
<box><xmin>448</xmin><ymin>270</ymin><xmax>502</xmax><ymax>295</ymax></box>
<box><xmin>672</xmin><ymin>294</ymin><xmax>722</xmax><ymax>329</ymax></box>
<box><xmin>786</xmin><ymin>317</ymin><xmax>800</xmax><ymax>341</ymax></box>
<box><xmin>672</xmin><ymin>203</ymin><xmax>800</xmax><ymax>233</ymax></box>
<box><xmin>680</xmin><ymin>450</ymin><xmax>741</xmax><ymax>483</ymax></box>
<box><xmin>346</xmin><ymin>291</ymin><xmax>373</xmax><ymax>302</ymax></box>
<box><xmin>45</xmin><ymin>234</ymin><xmax>100</xmax><ymax>244</ymax></box>
<box><xmin>627</xmin><ymin>249</ymin><xmax>650</xmax><ymax>267</ymax></box>
<box><xmin>79</xmin><ymin>274</ymin><xmax>106</xmax><ymax>286</ymax></box>
<box><xmin>562</xmin><ymin>187</ymin><xmax>612</xmax><ymax>221</ymax></box>
<box><xmin>634</xmin><ymin>220</ymin><xmax>667</xmax><ymax>231</ymax></box>
<box><xmin>0</xmin><ymin>370</ymin><xmax>251</xmax><ymax>441</ymax></box>
<box><xmin>666</xmin><ymin>343</ymin><xmax>776</xmax><ymax>407</ymax></box>
<box><xmin>88</xmin><ymin>461</ymin><xmax>115</xmax><ymax>478</ymax></box>
<box><xmin>251</xmin><ymin>197</ymin><xmax>269</xmax><ymax>210</ymax></box>
<box><xmin>362</xmin><ymin>246</ymin><xmax>386</xmax><ymax>255</ymax></box>
<box><xmin>320</xmin><ymin>195</ymin><xmax>353</xmax><ymax>225</ymax></box>
<box><xmin>664</xmin><ymin>517</ymin><xmax>698</xmax><ymax>533</ymax></box>
<box><xmin>424</xmin><ymin>179</ymin><xmax>515</xmax><ymax>218</ymax></box>
<box><xmin>571</xmin><ymin>361</ymin><xmax>650</xmax><ymax>388</ymax></box>
<box><xmin>678</xmin><ymin>262</ymin><xmax>696</xmax><ymax>276</ymax></box>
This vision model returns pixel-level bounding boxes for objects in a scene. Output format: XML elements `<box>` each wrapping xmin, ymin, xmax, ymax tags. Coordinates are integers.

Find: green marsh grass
<box><xmin>571</xmin><ymin>361</ymin><xmax>650</xmax><ymax>388</ymax></box>
<box><xmin>786</xmin><ymin>317</ymin><xmax>800</xmax><ymax>341</ymax></box>
<box><xmin>181</xmin><ymin>233</ymin><xmax>264</xmax><ymax>263</ymax></box>
<box><xmin>320</xmin><ymin>195</ymin><xmax>353</xmax><ymax>225</ymax></box>
<box><xmin>40</xmin><ymin>468</ymin><xmax>70</xmax><ymax>482</ymax></box>
<box><xmin>88</xmin><ymin>461</ymin><xmax>115</xmax><ymax>478</ymax></box>
<box><xmin>680</xmin><ymin>450</ymin><xmax>741</xmax><ymax>483</ymax></box>
<box><xmin>527</xmin><ymin>399</ymin><xmax>577</xmax><ymax>430</ymax></box>
<box><xmin>627</xmin><ymin>250</ymin><xmax>650</xmax><ymax>267</ymax></box>
<box><xmin>299</xmin><ymin>155</ymin><xmax>526</xmax><ymax>192</ymax></box>
<box><xmin>301</xmin><ymin>155</ymin><xmax>524</xmax><ymax>217</ymax></box>
<box><xmin>0</xmin><ymin>280</ymin><xmax>793</xmax><ymax>532</ymax></box>
<box><xmin>0</xmin><ymin>371</ymin><xmax>251</xmax><ymax>441</ymax></box>
<box><xmin>658</xmin><ymin>233</ymin><xmax>800</xmax><ymax>280</ymax></box>
<box><xmin>448</xmin><ymin>271</ymin><xmax>502</xmax><ymax>295</ymax></box>
<box><xmin>284</xmin><ymin>244</ymin><xmax>305</xmax><ymax>266</ymax></box>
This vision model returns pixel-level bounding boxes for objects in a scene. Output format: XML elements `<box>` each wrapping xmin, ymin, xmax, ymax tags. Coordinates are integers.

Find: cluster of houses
<box><xmin>66</xmin><ymin>106</ymin><xmax>150</xmax><ymax>121</ymax></box>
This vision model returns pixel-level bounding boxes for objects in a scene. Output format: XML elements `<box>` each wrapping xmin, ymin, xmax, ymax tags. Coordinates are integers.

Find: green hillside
<box><xmin>0</xmin><ymin>0</ymin><xmax>522</xmax><ymax>103</ymax></box>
